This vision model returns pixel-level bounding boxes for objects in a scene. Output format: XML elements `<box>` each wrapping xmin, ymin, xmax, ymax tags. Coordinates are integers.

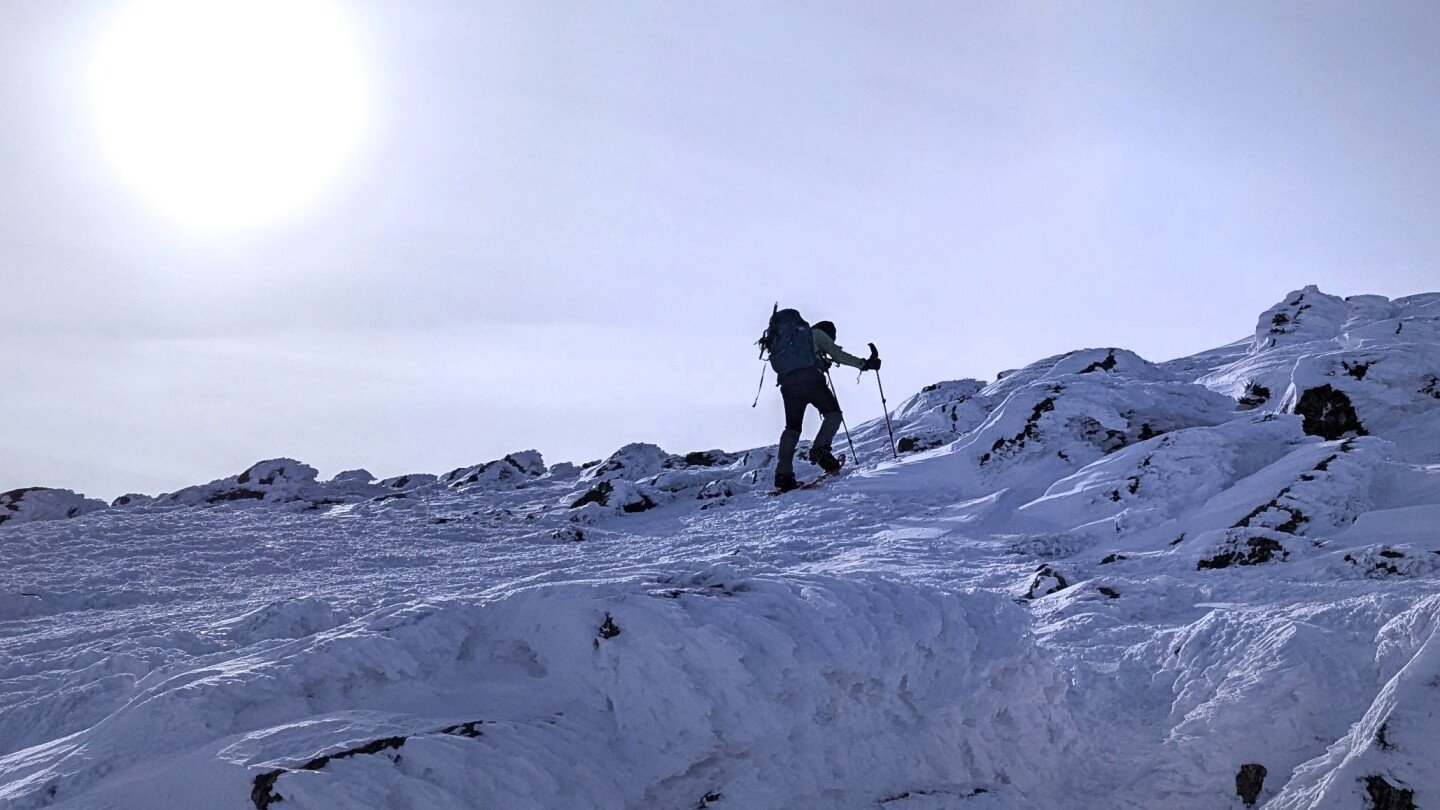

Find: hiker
<box><xmin>763</xmin><ymin>310</ymin><xmax>880</xmax><ymax>492</ymax></box>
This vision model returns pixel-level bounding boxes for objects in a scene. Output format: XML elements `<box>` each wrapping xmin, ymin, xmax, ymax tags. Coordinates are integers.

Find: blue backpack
<box><xmin>763</xmin><ymin>308</ymin><xmax>818</xmax><ymax>377</ymax></box>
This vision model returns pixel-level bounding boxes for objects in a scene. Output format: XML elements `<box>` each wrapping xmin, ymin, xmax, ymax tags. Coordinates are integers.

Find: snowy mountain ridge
<box><xmin>2</xmin><ymin>285</ymin><xmax>1439</xmax><ymax>809</ymax></box>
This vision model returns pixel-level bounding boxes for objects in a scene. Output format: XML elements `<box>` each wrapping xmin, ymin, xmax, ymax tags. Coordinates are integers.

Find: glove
<box><xmin>861</xmin><ymin>343</ymin><xmax>881</xmax><ymax>372</ymax></box>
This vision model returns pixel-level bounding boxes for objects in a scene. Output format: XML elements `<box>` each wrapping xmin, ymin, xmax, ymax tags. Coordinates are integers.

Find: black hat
<box><xmin>813</xmin><ymin>320</ymin><xmax>836</xmax><ymax>340</ymax></box>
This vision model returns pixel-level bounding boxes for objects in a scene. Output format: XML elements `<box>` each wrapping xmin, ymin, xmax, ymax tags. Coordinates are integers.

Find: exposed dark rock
<box><xmin>1198</xmin><ymin>536</ymin><xmax>1288</xmax><ymax>570</ymax></box>
<box><xmin>0</xmin><ymin>488</ymin><xmax>44</xmax><ymax>525</ymax></box>
<box><xmin>695</xmin><ymin>790</ymin><xmax>723</xmax><ymax>808</ymax></box>
<box><xmin>251</xmin><ymin>722</ymin><xmax>490</xmax><ymax>809</ymax></box>
<box><xmin>898</xmin><ymin>435</ymin><xmax>943</xmax><ymax>454</ymax></box>
<box><xmin>981</xmin><ymin>395</ymin><xmax>1057</xmax><ymax>465</ymax></box>
<box><xmin>1364</xmin><ymin>775</ymin><xmax>1415</xmax><ymax>810</ymax></box>
<box><xmin>1238</xmin><ymin>382</ymin><xmax>1272</xmax><ymax>410</ymax></box>
<box><xmin>1268</xmin><ymin>292</ymin><xmax>1313</xmax><ymax>335</ymax></box>
<box><xmin>1233</xmin><ymin>489</ymin><xmax>1308</xmax><ymax>535</ymax></box>
<box><xmin>1342</xmin><ymin>360</ymin><xmax>1372</xmax><ymax>380</ymax></box>
<box><xmin>1099</xmin><ymin>554</ymin><xmax>1127</xmax><ymax>565</ymax></box>
<box><xmin>669</xmin><ymin>450</ymin><xmax>740</xmax><ymax>469</ymax></box>
<box><xmin>597</xmin><ymin>612</ymin><xmax>621</xmax><ymax>639</ymax></box>
<box><xmin>251</xmin><ymin>770</ymin><xmax>283</xmax><ymax>809</ymax></box>
<box><xmin>1025</xmin><ymin>564</ymin><xmax>1069</xmax><ymax>599</ymax></box>
<box><xmin>551</xmin><ymin>527</ymin><xmax>585</xmax><ymax>542</ymax></box>
<box><xmin>1344</xmin><ymin>551</ymin><xmax>1404</xmax><ymax>578</ymax></box>
<box><xmin>880</xmin><ymin>787</ymin><xmax>988</xmax><ymax>804</ymax></box>
<box><xmin>1235</xmin><ymin>763</ymin><xmax>1267</xmax><ymax>806</ymax></box>
<box><xmin>1079</xmin><ymin>350</ymin><xmax>1118</xmax><ymax>374</ymax></box>
<box><xmin>1422</xmin><ymin>375</ymin><xmax>1440</xmax><ymax>399</ymax></box>
<box><xmin>1379</xmin><ymin>549</ymin><xmax>1405</xmax><ymax>559</ymax></box>
<box><xmin>571</xmin><ymin>481</ymin><xmax>613</xmax><ymax>509</ymax></box>
<box><xmin>1376</xmin><ymin>722</ymin><xmax>1395</xmax><ymax>750</ymax></box>
<box><xmin>206</xmin><ymin>489</ymin><xmax>267</xmax><ymax>504</ymax></box>
<box><xmin>1294</xmin><ymin>384</ymin><xmax>1366</xmax><ymax>440</ymax></box>
<box><xmin>621</xmin><ymin>495</ymin><xmax>656</xmax><ymax>514</ymax></box>
<box><xmin>697</xmin><ymin>480</ymin><xmax>736</xmax><ymax>500</ymax></box>
<box><xmin>1098</xmin><ymin>586</ymin><xmax>1121</xmax><ymax>599</ymax></box>
<box><xmin>439</xmin><ymin>720</ymin><xmax>485</xmax><ymax>738</ymax></box>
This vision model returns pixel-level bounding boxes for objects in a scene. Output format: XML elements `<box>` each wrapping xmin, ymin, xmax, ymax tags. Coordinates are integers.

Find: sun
<box><xmin>89</xmin><ymin>0</ymin><xmax>374</xmax><ymax>234</ymax></box>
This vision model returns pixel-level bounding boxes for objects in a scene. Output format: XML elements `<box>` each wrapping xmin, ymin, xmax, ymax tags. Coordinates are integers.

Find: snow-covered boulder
<box><xmin>0</xmin><ymin>487</ymin><xmax>106</xmax><ymax>528</ymax></box>
<box><xmin>1016</xmin><ymin>416</ymin><xmax>1307</xmax><ymax>540</ymax></box>
<box><xmin>1196</xmin><ymin>287</ymin><xmax>1440</xmax><ymax>447</ymax></box>
<box><xmin>110</xmin><ymin>492</ymin><xmax>153</xmax><ymax>508</ymax></box>
<box><xmin>327</xmin><ymin>469</ymin><xmax>374</xmax><ymax>486</ymax></box>
<box><xmin>964</xmin><ymin>361</ymin><xmax>1235</xmax><ymax>481</ymax></box>
<box><xmin>1253</xmin><ymin>286</ymin><xmax>1354</xmax><ymax>350</ymax></box>
<box><xmin>1024</xmin><ymin>564</ymin><xmax>1071</xmax><ymax>599</ymax></box>
<box><xmin>583</xmin><ymin>443</ymin><xmax>672</xmax><ymax>482</ymax></box>
<box><xmin>157</xmin><ymin>459</ymin><xmax>320</xmax><ymax>507</ymax></box>
<box><xmin>377</xmin><ymin>472</ymin><xmax>438</xmax><ymax>491</ymax></box>
<box><xmin>311</xmin><ymin>469</ymin><xmax>387</xmax><ymax>501</ymax></box>
<box><xmin>889</xmin><ymin>378</ymin><xmax>990</xmax><ymax>455</ymax></box>
<box><xmin>441</xmin><ymin>451</ymin><xmax>547</xmax><ymax>490</ymax></box>
<box><xmin>568</xmin><ymin>478</ymin><xmax>658</xmax><ymax>514</ymax></box>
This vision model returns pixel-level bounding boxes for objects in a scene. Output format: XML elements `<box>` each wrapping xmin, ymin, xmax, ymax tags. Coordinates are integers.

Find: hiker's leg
<box><xmin>777</xmin><ymin>377</ymin><xmax>807</xmax><ymax>478</ymax></box>
<box><xmin>814</xmin><ymin>411</ymin><xmax>842</xmax><ymax>454</ymax></box>
<box><xmin>777</xmin><ymin>428</ymin><xmax>801</xmax><ymax>478</ymax></box>
<box><xmin>805</xmin><ymin>371</ymin><xmax>843</xmax><ymax>453</ymax></box>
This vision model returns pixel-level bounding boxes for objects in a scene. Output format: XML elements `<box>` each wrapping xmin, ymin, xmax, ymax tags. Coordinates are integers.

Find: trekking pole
<box><xmin>752</xmin><ymin>301</ymin><xmax>777</xmax><ymax>408</ymax></box>
<box><xmin>869</xmin><ymin>343</ymin><xmax>899</xmax><ymax>459</ymax></box>
<box><xmin>824</xmin><ymin>366</ymin><xmax>859</xmax><ymax>463</ymax></box>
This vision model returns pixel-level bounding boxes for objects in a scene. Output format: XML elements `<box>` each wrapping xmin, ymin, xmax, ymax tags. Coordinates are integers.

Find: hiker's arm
<box><xmin>813</xmin><ymin>329</ymin><xmax>866</xmax><ymax>370</ymax></box>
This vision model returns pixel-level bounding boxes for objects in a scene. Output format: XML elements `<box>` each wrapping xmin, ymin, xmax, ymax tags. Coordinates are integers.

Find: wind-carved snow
<box><xmin>2</xmin><ymin>287</ymin><xmax>1438</xmax><ymax>809</ymax></box>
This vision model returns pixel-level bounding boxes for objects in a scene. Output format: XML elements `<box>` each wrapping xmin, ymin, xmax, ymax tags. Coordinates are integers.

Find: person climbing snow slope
<box><xmin>762</xmin><ymin>309</ymin><xmax>880</xmax><ymax>492</ymax></box>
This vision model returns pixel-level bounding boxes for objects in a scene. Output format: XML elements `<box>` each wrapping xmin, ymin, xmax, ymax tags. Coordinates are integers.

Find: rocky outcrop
<box><xmin>0</xmin><ymin>487</ymin><xmax>106</xmax><ymax>528</ymax></box>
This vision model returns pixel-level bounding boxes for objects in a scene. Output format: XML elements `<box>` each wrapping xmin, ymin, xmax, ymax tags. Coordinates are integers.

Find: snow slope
<box><xmin>2</xmin><ymin>286</ymin><xmax>1438</xmax><ymax>809</ymax></box>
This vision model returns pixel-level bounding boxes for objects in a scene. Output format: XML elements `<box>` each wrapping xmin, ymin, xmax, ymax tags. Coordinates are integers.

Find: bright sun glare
<box><xmin>89</xmin><ymin>0</ymin><xmax>373</xmax><ymax>234</ymax></box>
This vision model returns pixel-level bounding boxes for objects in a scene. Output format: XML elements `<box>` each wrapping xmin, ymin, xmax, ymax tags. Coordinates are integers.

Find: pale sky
<box><xmin>3</xmin><ymin>1</ymin><xmax>1438</xmax><ymax>500</ymax></box>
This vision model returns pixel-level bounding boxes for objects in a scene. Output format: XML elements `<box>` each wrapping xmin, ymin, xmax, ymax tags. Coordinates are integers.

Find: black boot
<box><xmin>774</xmin><ymin>471</ymin><xmax>799</xmax><ymax>492</ymax></box>
<box><xmin>811</xmin><ymin>448</ymin><xmax>842</xmax><ymax>475</ymax></box>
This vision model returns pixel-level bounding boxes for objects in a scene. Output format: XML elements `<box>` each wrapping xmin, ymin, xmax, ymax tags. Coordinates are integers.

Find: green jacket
<box><xmin>812</xmin><ymin>329</ymin><xmax>866</xmax><ymax>370</ymax></box>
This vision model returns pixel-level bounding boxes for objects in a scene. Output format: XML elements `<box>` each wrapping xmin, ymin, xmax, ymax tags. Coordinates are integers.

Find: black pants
<box><xmin>776</xmin><ymin>367</ymin><xmax>842</xmax><ymax>477</ymax></box>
